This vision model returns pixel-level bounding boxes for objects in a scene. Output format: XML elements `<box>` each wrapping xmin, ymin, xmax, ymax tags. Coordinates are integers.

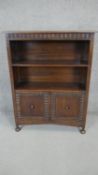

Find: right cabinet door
<box><xmin>51</xmin><ymin>93</ymin><xmax>84</xmax><ymax>123</ymax></box>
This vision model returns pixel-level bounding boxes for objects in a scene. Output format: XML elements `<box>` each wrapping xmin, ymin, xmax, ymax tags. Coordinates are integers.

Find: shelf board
<box><xmin>12</xmin><ymin>60</ymin><xmax>88</xmax><ymax>67</ymax></box>
<box><xmin>15</xmin><ymin>82</ymin><xmax>85</xmax><ymax>92</ymax></box>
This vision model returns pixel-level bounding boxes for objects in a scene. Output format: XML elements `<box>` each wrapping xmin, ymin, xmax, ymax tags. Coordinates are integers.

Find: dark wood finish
<box><xmin>55</xmin><ymin>95</ymin><xmax>80</xmax><ymax>118</ymax></box>
<box><xmin>16</xmin><ymin>93</ymin><xmax>50</xmax><ymax>123</ymax></box>
<box><xmin>17</xmin><ymin>94</ymin><xmax>45</xmax><ymax>117</ymax></box>
<box><xmin>6</xmin><ymin>32</ymin><xmax>94</xmax><ymax>133</ymax></box>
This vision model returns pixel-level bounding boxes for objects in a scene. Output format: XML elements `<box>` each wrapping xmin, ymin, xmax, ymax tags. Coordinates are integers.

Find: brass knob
<box><xmin>30</xmin><ymin>104</ymin><xmax>35</xmax><ymax>110</ymax></box>
<box><xmin>65</xmin><ymin>105</ymin><xmax>70</xmax><ymax>110</ymax></box>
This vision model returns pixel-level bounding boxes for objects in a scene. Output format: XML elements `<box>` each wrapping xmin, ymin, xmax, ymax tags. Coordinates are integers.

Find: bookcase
<box><xmin>6</xmin><ymin>32</ymin><xmax>94</xmax><ymax>133</ymax></box>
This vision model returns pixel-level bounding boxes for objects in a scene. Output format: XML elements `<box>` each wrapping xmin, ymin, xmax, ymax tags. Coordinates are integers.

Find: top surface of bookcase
<box><xmin>6</xmin><ymin>31</ymin><xmax>94</xmax><ymax>41</ymax></box>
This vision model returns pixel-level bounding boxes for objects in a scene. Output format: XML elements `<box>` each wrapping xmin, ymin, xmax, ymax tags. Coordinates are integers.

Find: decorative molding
<box><xmin>7</xmin><ymin>32</ymin><xmax>93</xmax><ymax>40</ymax></box>
<box><xmin>44</xmin><ymin>93</ymin><xmax>49</xmax><ymax>118</ymax></box>
<box><xmin>79</xmin><ymin>94</ymin><xmax>85</xmax><ymax>121</ymax></box>
<box><xmin>16</xmin><ymin>93</ymin><xmax>21</xmax><ymax>117</ymax></box>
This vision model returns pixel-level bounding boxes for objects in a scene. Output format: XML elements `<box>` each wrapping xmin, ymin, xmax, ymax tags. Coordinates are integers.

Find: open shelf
<box><xmin>15</xmin><ymin>82</ymin><xmax>85</xmax><ymax>92</ymax></box>
<box><xmin>13</xmin><ymin>67</ymin><xmax>87</xmax><ymax>92</ymax></box>
<box><xmin>10</xmin><ymin>39</ymin><xmax>89</xmax><ymax>92</ymax></box>
<box><xmin>11</xmin><ymin>40</ymin><xmax>89</xmax><ymax>67</ymax></box>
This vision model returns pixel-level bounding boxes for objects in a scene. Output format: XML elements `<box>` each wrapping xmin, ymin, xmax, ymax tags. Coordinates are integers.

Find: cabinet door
<box><xmin>51</xmin><ymin>93</ymin><xmax>84</xmax><ymax>122</ymax></box>
<box><xmin>16</xmin><ymin>93</ymin><xmax>50</xmax><ymax>123</ymax></box>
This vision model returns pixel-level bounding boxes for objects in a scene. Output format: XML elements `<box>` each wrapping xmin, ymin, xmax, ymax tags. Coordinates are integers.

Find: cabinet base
<box><xmin>15</xmin><ymin>124</ymin><xmax>86</xmax><ymax>134</ymax></box>
<box><xmin>80</xmin><ymin>128</ymin><xmax>86</xmax><ymax>134</ymax></box>
<box><xmin>15</xmin><ymin>125</ymin><xmax>22</xmax><ymax>132</ymax></box>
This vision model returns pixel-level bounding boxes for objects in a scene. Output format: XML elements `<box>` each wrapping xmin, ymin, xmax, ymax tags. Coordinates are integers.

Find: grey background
<box><xmin>0</xmin><ymin>1</ymin><xmax>98</xmax><ymax>175</ymax></box>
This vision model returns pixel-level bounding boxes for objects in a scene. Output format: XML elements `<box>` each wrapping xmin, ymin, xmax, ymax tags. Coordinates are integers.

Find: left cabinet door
<box><xmin>15</xmin><ymin>92</ymin><xmax>50</xmax><ymax>124</ymax></box>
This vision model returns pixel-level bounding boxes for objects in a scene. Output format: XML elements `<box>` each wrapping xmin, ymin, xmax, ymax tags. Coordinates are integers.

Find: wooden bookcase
<box><xmin>6</xmin><ymin>32</ymin><xmax>94</xmax><ymax>133</ymax></box>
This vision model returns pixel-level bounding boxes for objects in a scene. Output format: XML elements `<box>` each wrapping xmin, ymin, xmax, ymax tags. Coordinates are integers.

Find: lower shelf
<box><xmin>15</xmin><ymin>82</ymin><xmax>85</xmax><ymax>92</ymax></box>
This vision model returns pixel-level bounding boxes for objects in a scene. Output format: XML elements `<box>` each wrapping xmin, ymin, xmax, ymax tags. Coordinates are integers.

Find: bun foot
<box><xmin>15</xmin><ymin>126</ymin><xmax>21</xmax><ymax>132</ymax></box>
<box><xmin>80</xmin><ymin>128</ymin><xmax>86</xmax><ymax>134</ymax></box>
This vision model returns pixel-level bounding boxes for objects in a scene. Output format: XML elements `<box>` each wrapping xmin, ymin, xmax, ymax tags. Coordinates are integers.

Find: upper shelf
<box><xmin>12</xmin><ymin>59</ymin><xmax>89</xmax><ymax>67</ymax></box>
<box><xmin>10</xmin><ymin>40</ymin><xmax>90</xmax><ymax>67</ymax></box>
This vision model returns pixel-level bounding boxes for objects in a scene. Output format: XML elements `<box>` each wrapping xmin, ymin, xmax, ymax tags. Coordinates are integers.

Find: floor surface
<box><xmin>0</xmin><ymin>111</ymin><xmax>98</xmax><ymax>175</ymax></box>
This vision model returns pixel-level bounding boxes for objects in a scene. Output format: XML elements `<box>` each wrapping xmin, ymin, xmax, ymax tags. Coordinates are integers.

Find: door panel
<box><xmin>51</xmin><ymin>93</ymin><xmax>83</xmax><ymax>122</ymax></box>
<box><xmin>16</xmin><ymin>93</ymin><xmax>49</xmax><ymax>120</ymax></box>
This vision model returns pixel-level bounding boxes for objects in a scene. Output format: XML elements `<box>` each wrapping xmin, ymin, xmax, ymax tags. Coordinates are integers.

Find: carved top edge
<box><xmin>16</xmin><ymin>91</ymin><xmax>86</xmax><ymax>96</ymax></box>
<box><xmin>6</xmin><ymin>32</ymin><xmax>94</xmax><ymax>40</ymax></box>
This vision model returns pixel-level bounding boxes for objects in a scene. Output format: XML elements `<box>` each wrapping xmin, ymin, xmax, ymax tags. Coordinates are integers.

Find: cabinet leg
<box><xmin>15</xmin><ymin>125</ymin><xmax>22</xmax><ymax>132</ymax></box>
<box><xmin>80</xmin><ymin>127</ymin><xmax>86</xmax><ymax>134</ymax></box>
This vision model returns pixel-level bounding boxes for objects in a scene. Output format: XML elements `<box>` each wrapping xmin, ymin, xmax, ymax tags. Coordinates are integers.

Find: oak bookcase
<box><xmin>6</xmin><ymin>32</ymin><xmax>94</xmax><ymax>133</ymax></box>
